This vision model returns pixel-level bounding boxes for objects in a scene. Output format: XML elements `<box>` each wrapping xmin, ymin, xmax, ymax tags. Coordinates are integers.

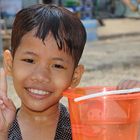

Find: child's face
<box><xmin>4</xmin><ymin>31</ymin><xmax>84</xmax><ymax>111</ymax></box>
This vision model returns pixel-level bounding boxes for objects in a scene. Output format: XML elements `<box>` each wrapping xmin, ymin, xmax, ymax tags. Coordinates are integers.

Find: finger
<box><xmin>0</xmin><ymin>68</ymin><xmax>7</xmax><ymax>97</ymax></box>
<box><xmin>135</xmin><ymin>81</ymin><xmax>140</xmax><ymax>87</ymax></box>
<box><xmin>117</xmin><ymin>80</ymin><xmax>128</xmax><ymax>90</ymax></box>
<box><xmin>117</xmin><ymin>80</ymin><xmax>140</xmax><ymax>90</ymax></box>
<box><xmin>2</xmin><ymin>97</ymin><xmax>16</xmax><ymax>112</ymax></box>
<box><xmin>127</xmin><ymin>80</ymin><xmax>140</xmax><ymax>88</ymax></box>
<box><xmin>125</xmin><ymin>80</ymin><xmax>139</xmax><ymax>89</ymax></box>
<box><xmin>0</xmin><ymin>108</ymin><xmax>5</xmax><ymax>129</ymax></box>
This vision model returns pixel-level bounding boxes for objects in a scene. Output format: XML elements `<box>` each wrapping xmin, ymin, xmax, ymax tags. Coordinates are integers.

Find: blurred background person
<box><xmin>122</xmin><ymin>0</ymin><xmax>139</xmax><ymax>11</ymax></box>
<box><xmin>42</xmin><ymin>0</ymin><xmax>53</xmax><ymax>4</ymax></box>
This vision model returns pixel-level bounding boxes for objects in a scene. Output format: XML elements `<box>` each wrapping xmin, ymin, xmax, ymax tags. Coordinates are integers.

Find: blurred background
<box><xmin>0</xmin><ymin>0</ymin><xmax>140</xmax><ymax>107</ymax></box>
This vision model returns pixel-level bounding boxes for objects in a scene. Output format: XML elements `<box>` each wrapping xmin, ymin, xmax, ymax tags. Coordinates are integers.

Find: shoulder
<box><xmin>59</xmin><ymin>103</ymin><xmax>71</xmax><ymax>128</ymax></box>
<box><xmin>8</xmin><ymin>109</ymin><xmax>22</xmax><ymax>140</ymax></box>
<box><xmin>60</xmin><ymin>103</ymin><xmax>69</xmax><ymax>117</ymax></box>
<box><xmin>55</xmin><ymin>103</ymin><xmax>72</xmax><ymax>140</ymax></box>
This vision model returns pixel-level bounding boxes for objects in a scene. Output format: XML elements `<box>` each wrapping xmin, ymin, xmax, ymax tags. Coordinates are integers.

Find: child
<box><xmin>0</xmin><ymin>4</ymin><xmax>86</xmax><ymax>140</ymax></box>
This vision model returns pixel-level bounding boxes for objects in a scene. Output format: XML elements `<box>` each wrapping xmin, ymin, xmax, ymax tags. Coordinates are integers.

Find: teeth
<box><xmin>28</xmin><ymin>88</ymin><xmax>49</xmax><ymax>95</ymax></box>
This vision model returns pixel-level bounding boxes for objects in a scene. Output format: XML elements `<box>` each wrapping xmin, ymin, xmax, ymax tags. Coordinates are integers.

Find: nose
<box><xmin>30</xmin><ymin>66</ymin><xmax>51</xmax><ymax>84</ymax></box>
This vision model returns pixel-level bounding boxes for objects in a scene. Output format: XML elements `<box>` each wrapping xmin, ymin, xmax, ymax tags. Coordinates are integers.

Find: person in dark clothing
<box><xmin>0</xmin><ymin>4</ymin><xmax>86</xmax><ymax>140</ymax></box>
<box><xmin>43</xmin><ymin>0</ymin><xmax>53</xmax><ymax>4</ymax></box>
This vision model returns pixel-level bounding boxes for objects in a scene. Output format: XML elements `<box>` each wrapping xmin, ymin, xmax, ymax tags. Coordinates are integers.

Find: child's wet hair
<box><xmin>11</xmin><ymin>4</ymin><xmax>86</xmax><ymax>66</ymax></box>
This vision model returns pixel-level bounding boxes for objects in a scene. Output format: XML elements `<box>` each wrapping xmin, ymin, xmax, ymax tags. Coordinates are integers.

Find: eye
<box><xmin>53</xmin><ymin>64</ymin><xmax>65</xmax><ymax>69</ymax></box>
<box><xmin>22</xmin><ymin>59</ymin><xmax>34</xmax><ymax>64</ymax></box>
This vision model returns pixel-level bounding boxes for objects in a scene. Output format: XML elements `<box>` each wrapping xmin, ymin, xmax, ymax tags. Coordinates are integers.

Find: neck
<box><xmin>17</xmin><ymin>103</ymin><xmax>60</xmax><ymax>125</ymax></box>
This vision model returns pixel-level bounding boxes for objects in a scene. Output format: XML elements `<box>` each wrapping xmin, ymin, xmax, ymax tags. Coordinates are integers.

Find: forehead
<box><xmin>20</xmin><ymin>30</ymin><xmax>65</xmax><ymax>50</ymax></box>
<box><xmin>20</xmin><ymin>30</ymin><xmax>56</xmax><ymax>45</ymax></box>
<box><xmin>15</xmin><ymin>31</ymin><xmax>73</xmax><ymax>61</ymax></box>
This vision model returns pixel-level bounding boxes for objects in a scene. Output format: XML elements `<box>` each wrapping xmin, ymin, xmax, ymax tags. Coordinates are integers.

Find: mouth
<box><xmin>25</xmin><ymin>88</ymin><xmax>52</xmax><ymax>100</ymax></box>
<box><xmin>27</xmin><ymin>88</ymin><xmax>50</xmax><ymax>95</ymax></box>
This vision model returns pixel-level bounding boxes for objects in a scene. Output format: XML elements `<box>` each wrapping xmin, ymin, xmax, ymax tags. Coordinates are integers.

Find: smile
<box><xmin>28</xmin><ymin>88</ymin><xmax>50</xmax><ymax>95</ymax></box>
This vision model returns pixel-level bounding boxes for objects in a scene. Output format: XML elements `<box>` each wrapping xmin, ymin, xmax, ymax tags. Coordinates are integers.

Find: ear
<box><xmin>3</xmin><ymin>50</ymin><xmax>13</xmax><ymax>76</ymax></box>
<box><xmin>70</xmin><ymin>64</ymin><xmax>84</xmax><ymax>88</ymax></box>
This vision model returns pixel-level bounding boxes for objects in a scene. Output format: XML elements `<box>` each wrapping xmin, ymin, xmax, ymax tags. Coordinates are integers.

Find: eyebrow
<box><xmin>52</xmin><ymin>57</ymin><xmax>65</xmax><ymax>62</ymax></box>
<box><xmin>22</xmin><ymin>51</ymin><xmax>37</xmax><ymax>56</ymax></box>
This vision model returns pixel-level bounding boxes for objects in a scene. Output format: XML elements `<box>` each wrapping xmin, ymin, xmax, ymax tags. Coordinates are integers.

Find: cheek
<box><xmin>53</xmin><ymin>73</ymin><xmax>73</xmax><ymax>91</ymax></box>
<box><xmin>12</xmin><ymin>59</ymin><xmax>33</xmax><ymax>78</ymax></box>
<box><xmin>11</xmin><ymin>63</ymin><xmax>29</xmax><ymax>85</ymax></box>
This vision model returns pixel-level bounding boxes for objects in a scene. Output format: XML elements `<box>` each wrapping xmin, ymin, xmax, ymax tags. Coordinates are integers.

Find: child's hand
<box><xmin>117</xmin><ymin>79</ymin><xmax>140</xmax><ymax>90</ymax></box>
<box><xmin>0</xmin><ymin>68</ymin><xmax>16</xmax><ymax>134</ymax></box>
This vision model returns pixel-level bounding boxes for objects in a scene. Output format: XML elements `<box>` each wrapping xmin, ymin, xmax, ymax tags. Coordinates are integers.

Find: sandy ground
<box><xmin>0</xmin><ymin>36</ymin><xmax>140</xmax><ymax>107</ymax></box>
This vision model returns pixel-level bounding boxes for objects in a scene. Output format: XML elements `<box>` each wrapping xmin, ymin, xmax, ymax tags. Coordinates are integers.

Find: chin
<box><xmin>23</xmin><ymin>101</ymin><xmax>59</xmax><ymax>112</ymax></box>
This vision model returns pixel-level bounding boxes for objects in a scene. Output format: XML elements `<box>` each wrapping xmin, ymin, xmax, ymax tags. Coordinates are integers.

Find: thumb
<box><xmin>2</xmin><ymin>97</ymin><xmax>16</xmax><ymax>111</ymax></box>
<box><xmin>0</xmin><ymin>68</ymin><xmax>7</xmax><ymax>97</ymax></box>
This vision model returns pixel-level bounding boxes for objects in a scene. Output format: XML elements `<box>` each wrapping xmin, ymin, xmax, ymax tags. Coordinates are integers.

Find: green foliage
<box><xmin>64</xmin><ymin>0</ymin><xmax>80</xmax><ymax>7</ymax></box>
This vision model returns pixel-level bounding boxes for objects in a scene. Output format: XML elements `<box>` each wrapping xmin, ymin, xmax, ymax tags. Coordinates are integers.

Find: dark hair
<box><xmin>11</xmin><ymin>4</ymin><xmax>86</xmax><ymax>66</ymax></box>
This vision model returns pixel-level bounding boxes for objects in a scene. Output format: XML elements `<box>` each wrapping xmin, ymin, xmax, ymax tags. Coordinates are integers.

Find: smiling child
<box><xmin>0</xmin><ymin>4</ymin><xmax>86</xmax><ymax>140</ymax></box>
